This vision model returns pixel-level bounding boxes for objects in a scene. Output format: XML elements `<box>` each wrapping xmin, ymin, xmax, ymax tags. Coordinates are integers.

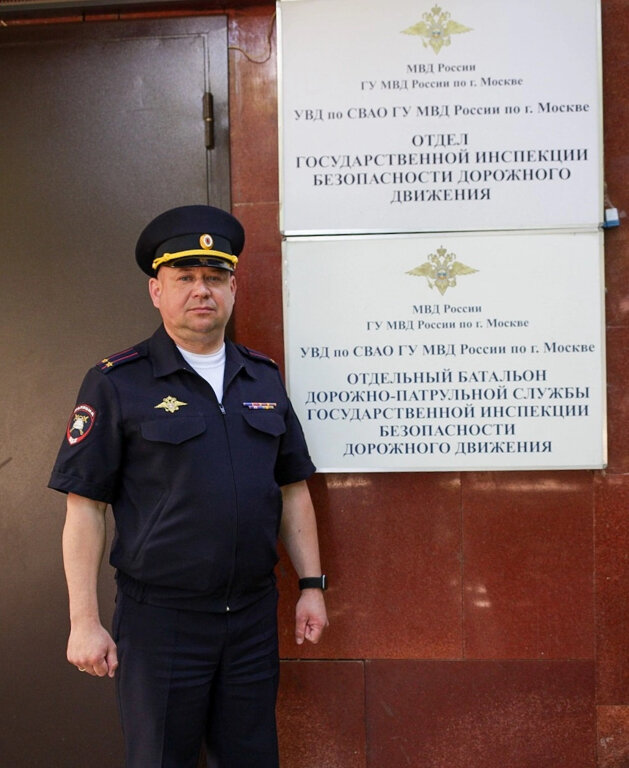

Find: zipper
<box><xmin>217</xmin><ymin>395</ymin><xmax>238</xmax><ymax>611</ymax></box>
<box><xmin>184</xmin><ymin>368</ymin><xmax>236</xmax><ymax>611</ymax></box>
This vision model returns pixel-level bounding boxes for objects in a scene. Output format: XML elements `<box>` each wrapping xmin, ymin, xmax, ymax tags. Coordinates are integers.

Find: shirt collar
<box><xmin>148</xmin><ymin>325</ymin><xmax>257</xmax><ymax>383</ymax></box>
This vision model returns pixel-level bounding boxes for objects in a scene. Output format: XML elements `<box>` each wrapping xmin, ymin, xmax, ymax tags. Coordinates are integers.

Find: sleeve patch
<box><xmin>66</xmin><ymin>404</ymin><xmax>96</xmax><ymax>445</ymax></box>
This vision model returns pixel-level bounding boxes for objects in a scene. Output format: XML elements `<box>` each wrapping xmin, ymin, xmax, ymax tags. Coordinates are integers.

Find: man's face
<box><xmin>148</xmin><ymin>265</ymin><xmax>236</xmax><ymax>352</ymax></box>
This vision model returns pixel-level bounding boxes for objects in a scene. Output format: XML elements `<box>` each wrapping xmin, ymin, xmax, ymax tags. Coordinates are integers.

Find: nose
<box><xmin>192</xmin><ymin>277</ymin><xmax>212</xmax><ymax>296</ymax></box>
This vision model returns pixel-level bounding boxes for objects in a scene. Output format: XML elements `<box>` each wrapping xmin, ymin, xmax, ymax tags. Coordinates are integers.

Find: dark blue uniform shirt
<box><xmin>49</xmin><ymin>325</ymin><xmax>315</xmax><ymax>612</ymax></box>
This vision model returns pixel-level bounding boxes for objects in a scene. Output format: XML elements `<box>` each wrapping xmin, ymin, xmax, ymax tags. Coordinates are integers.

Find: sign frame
<box><xmin>277</xmin><ymin>0</ymin><xmax>604</xmax><ymax>236</ymax></box>
<box><xmin>283</xmin><ymin>229</ymin><xmax>607</xmax><ymax>473</ymax></box>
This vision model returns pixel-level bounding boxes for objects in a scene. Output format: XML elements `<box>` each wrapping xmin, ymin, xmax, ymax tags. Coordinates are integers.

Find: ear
<box><xmin>148</xmin><ymin>276</ymin><xmax>161</xmax><ymax>309</ymax></box>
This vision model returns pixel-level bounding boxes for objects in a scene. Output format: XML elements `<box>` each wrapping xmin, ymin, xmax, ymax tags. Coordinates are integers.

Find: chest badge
<box><xmin>155</xmin><ymin>395</ymin><xmax>188</xmax><ymax>414</ymax></box>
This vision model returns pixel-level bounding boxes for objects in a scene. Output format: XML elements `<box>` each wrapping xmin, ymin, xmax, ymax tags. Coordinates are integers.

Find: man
<box><xmin>49</xmin><ymin>205</ymin><xmax>328</xmax><ymax>768</ymax></box>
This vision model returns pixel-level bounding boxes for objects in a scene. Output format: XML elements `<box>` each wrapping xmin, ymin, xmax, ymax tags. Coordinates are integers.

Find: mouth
<box><xmin>188</xmin><ymin>305</ymin><xmax>216</xmax><ymax>313</ymax></box>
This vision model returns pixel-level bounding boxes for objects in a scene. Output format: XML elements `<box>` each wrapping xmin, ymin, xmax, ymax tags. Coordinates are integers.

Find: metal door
<box><xmin>0</xmin><ymin>17</ymin><xmax>229</xmax><ymax>765</ymax></box>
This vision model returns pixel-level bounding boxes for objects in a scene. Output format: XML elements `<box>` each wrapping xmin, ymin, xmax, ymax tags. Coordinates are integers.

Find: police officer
<box><xmin>49</xmin><ymin>205</ymin><xmax>328</xmax><ymax>768</ymax></box>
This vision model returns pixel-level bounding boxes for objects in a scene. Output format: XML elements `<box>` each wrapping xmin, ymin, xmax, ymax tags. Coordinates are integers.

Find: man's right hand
<box><xmin>67</xmin><ymin>621</ymin><xmax>118</xmax><ymax>678</ymax></box>
<box><xmin>63</xmin><ymin>495</ymin><xmax>117</xmax><ymax>678</ymax></box>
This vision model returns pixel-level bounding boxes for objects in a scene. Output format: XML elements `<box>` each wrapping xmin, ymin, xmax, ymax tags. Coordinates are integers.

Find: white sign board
<box><xmin>278</xmin><ymin>0</ymin><xmax>603</xmax><ymax>234</ymax></box>
<box><xmin>283</xmin><ymin>231</ymin><xmax>606</xmax><ymax>472</ymax></box>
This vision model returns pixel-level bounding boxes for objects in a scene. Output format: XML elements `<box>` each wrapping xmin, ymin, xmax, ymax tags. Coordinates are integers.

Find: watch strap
<box><xmin>299</xmin><ymin>575</ymin><xmax>327</xmax><ymax>591</ymax></box>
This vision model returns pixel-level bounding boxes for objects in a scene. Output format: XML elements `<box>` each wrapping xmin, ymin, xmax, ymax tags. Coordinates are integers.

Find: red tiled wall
<box><xmin>596</xmin><ymin>5</ymin><xmax>629</xmax><ymax>765</ymax></box>
<box><xmin>229</xmin><ymin>4</ymin><xmax>629</xmax><ymax>767</ymax></box>
<box><xmin>7</xmin><ymin>2</ymin><xmax>628</xmax><ymax>766</ymax></box>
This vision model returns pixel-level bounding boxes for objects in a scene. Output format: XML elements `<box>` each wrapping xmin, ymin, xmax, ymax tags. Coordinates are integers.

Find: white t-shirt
<box><xmin>177</xmin><ymin>344</ymin><xmax>226</xmax><ymax>404</ymax></box>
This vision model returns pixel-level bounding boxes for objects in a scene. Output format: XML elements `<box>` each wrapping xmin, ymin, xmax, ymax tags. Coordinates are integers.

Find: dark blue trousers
<box><xmin>113</xmin><ymin>589</ymin><xmax>280</xmax><ymax>768</ymax></box>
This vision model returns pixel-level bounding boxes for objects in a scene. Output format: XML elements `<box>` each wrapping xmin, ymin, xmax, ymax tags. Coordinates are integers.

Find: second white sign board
<box><xmin>283</xmin><ymin>231</ymin><xmax>606</xmax><ymax>472</ymax></box>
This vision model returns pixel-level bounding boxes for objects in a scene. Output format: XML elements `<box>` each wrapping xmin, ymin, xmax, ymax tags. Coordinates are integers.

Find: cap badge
<box><xmin>155</xmin><ymin>395</ymin><xmax>188</xmax><ymax>414</ymax></box>
<box><xmin>199</xmin><ymin>234</ymin><xmax>214</xmax><ymax>250</ymax></box>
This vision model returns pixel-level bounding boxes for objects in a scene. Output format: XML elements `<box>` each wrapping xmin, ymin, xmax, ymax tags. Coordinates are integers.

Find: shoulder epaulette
<box><xmin>97</xmin><ymin>346</ymin><xmax>142</xmax><ymax>373</ymax></box>
<box><xmin>237</xmin><ymin>344</ymin><xmax>278</xmax><ymax>368</ymax></box>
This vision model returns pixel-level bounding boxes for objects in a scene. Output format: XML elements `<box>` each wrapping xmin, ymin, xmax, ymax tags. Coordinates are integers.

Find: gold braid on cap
<box><xmin>152</xmin><ymin>250</ymin><xmax>239</xmax><ymax>271</ymax></box>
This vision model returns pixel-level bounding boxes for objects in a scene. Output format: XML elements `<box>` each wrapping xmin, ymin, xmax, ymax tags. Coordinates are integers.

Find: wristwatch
<box><xmin>298</xmin><ymin>575</ymin><xmax>327</xmax><ymax>591</ymax></box>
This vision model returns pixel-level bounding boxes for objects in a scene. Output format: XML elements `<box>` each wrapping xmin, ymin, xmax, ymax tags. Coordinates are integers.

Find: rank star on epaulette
<box><xmin>98</xmin><ymin>347</ymin><xmax>141</xmax><ymax>372</ymax></box>
<box><xmin>155</xmin><ymin>396</ymin><xmax>188</xmax><ymax>413</ymax></box>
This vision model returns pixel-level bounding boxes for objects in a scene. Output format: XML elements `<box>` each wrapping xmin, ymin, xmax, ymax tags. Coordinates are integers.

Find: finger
<box><xmin>295</xmin><ymin>616</ymin><xmax>307</xmax><ymax>645</ymax></box>
<box><xmin>76</xmin><ymin>664</ymin><xmax>96</xmax><ymax>676</ymax></box>
<box><xmin>307</xmin><ymin>614</ymin><xmax>330</xmax><ymax>644</ymax></box>
<box><xmin>305</xmin><ymin>622</ymin><xmax>324</xmax><ymax>644</ymax></box>
<box><xmin>92</xmin><ymin>657</ymin><xmax>109</xmax><ymax>677</ymax></box>
<box><xmin>106</xmin><ymin>644</ymin><xmax>119</xmax><ymax>678</ymax></box>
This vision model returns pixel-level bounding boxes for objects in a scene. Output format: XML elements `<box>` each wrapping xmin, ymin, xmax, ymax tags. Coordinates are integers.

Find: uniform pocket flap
<box><xmin>141</xmin><ymin>416</ymin><xmax>206</xmax><ymax>445</ymax></box>
<box><xmin>242</xmin><ymin>411</ymin><xmax>286</xmax><ymax>437</ymax></box>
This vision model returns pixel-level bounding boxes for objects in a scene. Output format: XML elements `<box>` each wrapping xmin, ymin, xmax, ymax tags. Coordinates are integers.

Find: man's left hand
<box><xmin>294</xmin><ymin>589</ymin><xmax>329</xmax><ymax>645</ymax></box>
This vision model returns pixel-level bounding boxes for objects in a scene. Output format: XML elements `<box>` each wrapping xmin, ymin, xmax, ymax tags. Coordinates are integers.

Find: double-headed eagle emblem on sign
<box><xmin>407</xmin><ymin>247</ymin><xmax>478</xmax><ymax>295</ymax></box>
<box><xmin>402</xmin><ymin>5</ymin><xmax>472</xmax><ymax>54</ymax></box>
